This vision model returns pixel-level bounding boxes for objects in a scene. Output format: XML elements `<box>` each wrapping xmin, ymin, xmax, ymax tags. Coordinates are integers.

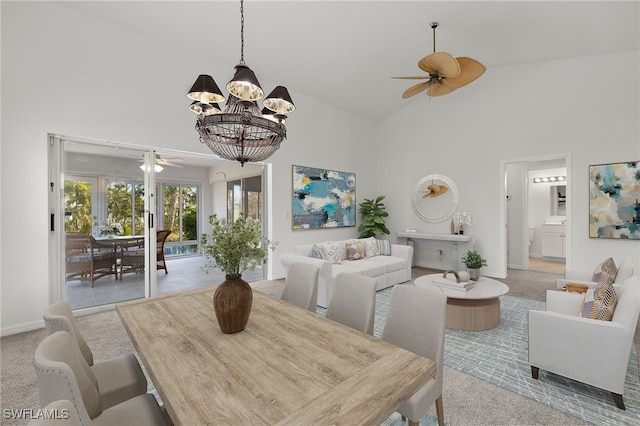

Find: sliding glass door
<box><xmin>59</xmin><ymin>139</ymin><xmax>155</xmax><ymax>310</ymax></box>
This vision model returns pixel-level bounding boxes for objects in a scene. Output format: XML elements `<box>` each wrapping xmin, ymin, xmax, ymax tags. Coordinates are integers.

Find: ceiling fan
<box><xmin>393</xmin><ymin>22</ymin><xmax>486</xmax><ymax>98</ymax></box>
<box><xmin>138</xmin><ymin>154</ymin><xmax>184</xmax><ymax>168</ymax></box>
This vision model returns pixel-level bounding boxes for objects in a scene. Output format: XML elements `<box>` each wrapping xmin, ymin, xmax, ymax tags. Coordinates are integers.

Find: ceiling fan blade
<box><xmin>418</xmin><ymin>52</ymin><xmax>460</xmax><ymax>78</ymax></box>
<box><xmin>402</xmin><ymin>82</ymin><xmax>431</xmax><ymax>99</ymax></box>
<box><xmin>442</xmin><ymin>57</ymin><xmax>486</xmax><ymax>90</ymax></box>
<box><xmin>426</xmin><ymin>83</ymin><xmax>455</xmax><ymax>97</ymax></box>
<box><xmin>391</xmin><ymin>76</ymin><xmax>430</xmax><ymax>80</ymax></box>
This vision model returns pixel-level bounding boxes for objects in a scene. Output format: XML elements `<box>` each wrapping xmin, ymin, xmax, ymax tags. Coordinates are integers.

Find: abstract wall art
<box><xmin>292</xmin><ymin>165</ymin><xmax>356</xmax><ymax>230</ymax></box>
<box><xmin>589</xmin><ymin>161</ymin><xmax>640</xmax><ymax>239</ymax></box>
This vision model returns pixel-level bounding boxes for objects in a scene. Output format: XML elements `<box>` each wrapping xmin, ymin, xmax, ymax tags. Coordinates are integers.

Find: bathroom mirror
<box><xmin>412</xmin><ymin>174</ymin><xmax>459</xmax><ymax>223</ymax></box>
<box><xmin>550</xmin><ymin>185</ymin><xmax>566</xmax><ymax>216</ymax></box>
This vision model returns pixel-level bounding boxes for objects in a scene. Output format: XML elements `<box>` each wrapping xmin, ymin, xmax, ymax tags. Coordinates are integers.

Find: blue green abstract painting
<box><xmin>589</xmin><ymin>161</ymin><xmax>640</xmax><ymax>239</ymax></box>
<box><xmin>292</xmin><ymin>165</ymin><xmax>356</xmax><ymax>230</ymax></box>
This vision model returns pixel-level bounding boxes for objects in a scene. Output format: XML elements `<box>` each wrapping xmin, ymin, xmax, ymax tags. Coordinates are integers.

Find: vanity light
<box><xmin>533</xmin><ymin>176</ymin><xmax>565</xmax><ymax>183</ymax></box>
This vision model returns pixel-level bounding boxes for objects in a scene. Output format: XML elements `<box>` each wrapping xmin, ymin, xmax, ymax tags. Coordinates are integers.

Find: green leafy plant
<box><xmin>358</xmin><ymin>195</ymin><xmax>390</xmax><ymax>238</ymax></box>
<box><xmin>461</xmin><ymin>250</ymin><xmax>488</xmax><ymax>269</ymax></box>
<box><xmin>200</xmin><ymin>214</ymin><xmax>276</xmax><ymax>277</ymax></box>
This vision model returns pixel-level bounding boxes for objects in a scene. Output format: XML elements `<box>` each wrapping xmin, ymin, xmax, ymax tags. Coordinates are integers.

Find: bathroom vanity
<box><xmin>542</xmin><ymin>224</ymin><xmax>566</xmax><ymax>259</ymax></box>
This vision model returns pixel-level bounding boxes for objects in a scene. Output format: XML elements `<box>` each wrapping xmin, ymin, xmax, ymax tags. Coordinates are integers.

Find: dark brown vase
<box><xmin>213</xmin><ymin>274</ymin><xmax>253</xmax><ymax>334</ymax></box>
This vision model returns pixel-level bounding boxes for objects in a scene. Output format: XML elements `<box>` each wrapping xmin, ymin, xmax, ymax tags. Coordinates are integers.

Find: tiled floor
<box><xmin>66</xmin><ymin>256</ymin><xmax>265</xmax><ymax>310</ymax></box>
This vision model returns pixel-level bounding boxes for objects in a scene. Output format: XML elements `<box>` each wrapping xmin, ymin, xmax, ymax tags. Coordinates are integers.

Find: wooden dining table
<box><xmin>116</xmin><ymin>286</ymin><xmax>436</xmax><ymax>425</ymax></box>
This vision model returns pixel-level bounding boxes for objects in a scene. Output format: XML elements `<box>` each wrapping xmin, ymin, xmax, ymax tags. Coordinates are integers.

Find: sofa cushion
<box><xmin>359</xmin><ymin>237</ymin><xmax>379</xmax><ymax>257</ymax></box>
<box><xmin>346</xmin><ymin>240</ymin><xmax>364</xmax><ymax>260</ymax></box>
<box><xmin>322</xmin><ymin>242</ymin><xmax>342</xmax><ymax>264</ymax></box>
<box><xmin>332</xmin><ymin>259</ymin><xmax>386</xmax><ymax>277</ymax></box>
<box><xmin>592</xmin><ymin>257</ymin><xmax>618</xmax><ymax>284</ymax></box>
<box><xmin>368</xmin><ymin>255</ymin><xmax>406</xmax><ymax>273</ymax></box>
<box><xmin>581</xmin><ymin>280</ymin><xmax>617</xmax><ymax>321</ymax></box>
<box><xmin>310</xmin><ymin>244</ymin><xmax>325</xmax><ymax>260</ymax></box>
<box><xmin>377</xmin><ymin>239</ymin><xmax>392</xmax><ymax>256</ymax></box>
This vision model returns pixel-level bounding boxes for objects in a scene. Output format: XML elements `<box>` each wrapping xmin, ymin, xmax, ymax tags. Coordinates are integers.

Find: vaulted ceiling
<box><xmin>57</xmin><ymin>1</ymin><xmax>639</xmax><ymax>122</ymax></box>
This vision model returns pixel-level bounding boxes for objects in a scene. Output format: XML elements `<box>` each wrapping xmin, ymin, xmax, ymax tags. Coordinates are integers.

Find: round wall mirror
<box><xmin>411</xmin><ymin>174</ymin><xmax>459</xmax><ymax>223</ymax></box>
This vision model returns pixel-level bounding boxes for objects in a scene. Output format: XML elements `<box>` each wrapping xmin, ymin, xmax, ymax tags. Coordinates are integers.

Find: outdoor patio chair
<box><xmin>156</xmin><ymin>230</ymin><xmax>171</xmax><ymax>274</ymax></box>
<box><xmin>65</xmin><ymin>233</ymin><xmax>117</xmax><ymax>287</ymax></box>
<box><xmin>118</xmin><ymin>237</ymin><xmax>145</xmax><ymax>280</ymax></box>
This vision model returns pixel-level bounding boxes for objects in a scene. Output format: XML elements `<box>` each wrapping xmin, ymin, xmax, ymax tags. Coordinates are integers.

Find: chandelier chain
<box><xmin>239</xmin><ymin>0</ymin><xmax>245</xmax><ymax>64</ymax></box>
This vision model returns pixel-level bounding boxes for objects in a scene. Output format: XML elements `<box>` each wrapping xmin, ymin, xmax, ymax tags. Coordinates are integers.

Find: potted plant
<box><xmin>358</xmin><ymin>195</ymin><xmax>390</xmax><ymax>239</ymax></box>
<box><xmin>200</xmin><ymin>213</ymin><xmax>276</xmax><ymax>333</ymax></box>
<box><xmin>461</xmin><ymin>250</ymin><xmax>487</xmax><ymax>281</ymax></box>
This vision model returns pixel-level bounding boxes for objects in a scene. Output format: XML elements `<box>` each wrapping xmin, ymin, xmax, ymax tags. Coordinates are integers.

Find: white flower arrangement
<box><xmin>456</xmin><ymin>212</ymin><xmax>472</xmax><ymax>234</ymax></box>
<box><xmin>99</xmin><ymin>221</ymin><xmax>123</xmax><ymax>236</ymax></box>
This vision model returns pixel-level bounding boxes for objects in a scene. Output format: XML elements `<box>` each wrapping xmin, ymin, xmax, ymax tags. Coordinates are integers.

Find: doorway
<box><xmin>502</xmin><ymin>154</ymin><xmax>571</xmax><ymax>276</ymax></box>
<box><xmin>48</xmin><ymin>135</ymin><xmax>269</xmax><ymax>314</ymax></box>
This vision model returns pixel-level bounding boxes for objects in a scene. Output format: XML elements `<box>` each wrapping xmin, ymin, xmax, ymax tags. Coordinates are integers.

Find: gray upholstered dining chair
<box><xmin>34</xmin><ymin>331</ymin><xmax>167</xmax><ymax>426</ymax></box>
<box><xmin>43</xmin><ymin>302</ymin><xmax>147</xmax><ymax>409</ymax></box>
<box><xmin>27</xmin><ymin>399</ymin><xmax>81</xmax><ymax>425</ymax></box>
<box><xmin>281</xmin><ymin>263</ymin><xmax>319</xmax><ymax>311</ymax></box>
<box><xmin>325</xmin><ymin>273</ymin><xmax>377</xmax><ymax>335</ymax></box>
<box><xmin>381</xmin><ymin>285</ymin><xmax>446</xmax><ymax>426</ymax></box>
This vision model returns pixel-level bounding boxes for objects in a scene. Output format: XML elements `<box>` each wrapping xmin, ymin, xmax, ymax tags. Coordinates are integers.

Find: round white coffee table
<box><xmin>414</xmin><ymin>274</ymin><xmax>509</xmax><ymax>331</ymax></box>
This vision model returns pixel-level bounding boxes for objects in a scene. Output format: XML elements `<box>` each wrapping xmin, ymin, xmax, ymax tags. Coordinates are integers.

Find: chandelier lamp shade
<box><xmin>188</xmin><ymin>0</ymin><xmax>295</xmax><ymax>166</ymax></box>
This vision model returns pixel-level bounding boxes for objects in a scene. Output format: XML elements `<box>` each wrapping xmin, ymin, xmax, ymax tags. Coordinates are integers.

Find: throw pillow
<box><xmin>581</xmin><ymin>280</ymin><xmax>617</xmax><ymax>321</ymax></box>
<box><xmin>592</xmin><ymin>257</ymin><xmax>618</xmax><ymax>284</ymax></box>
<box><xmin>360</xmin><ymin>237</ymin><xmax>379</xmax><ymax>257</ymax></box>
<box><xmin>321</xmin><ymin>242</ymin><xmax>342</xmax><ymax>264</ymax></box>
<box><xmin>346</xmin><ymin>241</ymin><xmax>364</xmax><ymax>261</ymax></box>
<box><xmin>310</xmin><ymin>244</ymin><xmax>325</xmax><ymax>260</ymax></box>
<box><xmin>377</xmin><ymin>239</ymin><xmax>392</xmax><ymax>256</ymax></box>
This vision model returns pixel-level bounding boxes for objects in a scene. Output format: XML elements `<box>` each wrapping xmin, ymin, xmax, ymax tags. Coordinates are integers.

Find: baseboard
<box><xmin>1</xmin><ymin>319</ymin><xmax>44</xmax><ymax>337</ymax></box>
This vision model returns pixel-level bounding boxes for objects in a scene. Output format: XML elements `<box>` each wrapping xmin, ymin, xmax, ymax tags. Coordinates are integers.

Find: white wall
<box><xmin>375</xmin><ymin>51</ymin><xmax>640</xmax><ymax>279</ymax></box>
<box><xmin>0</xmin><ymin>2</ymin><xmax>375</xmax><ymax>334</ymax></box>
<box><xmin>1</xmin><ymin>2</ymin><xmax>639</xmax><ymax>334</ymax></box>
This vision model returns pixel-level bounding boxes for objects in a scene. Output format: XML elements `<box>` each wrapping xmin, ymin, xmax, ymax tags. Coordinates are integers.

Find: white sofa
<box><xmin>280</xmin><ymin>239</ymin><xmax>413</xmax><ymax>308</ymax></box>
<box><xmin>528</xmin><ymin>275</ymin><xmax>640</xmax><ymax>410</ymax></box>
<box><xmin>555</xmin><ymin>256</ymin><xmax>634</xmax><ymax>289</ymax></box>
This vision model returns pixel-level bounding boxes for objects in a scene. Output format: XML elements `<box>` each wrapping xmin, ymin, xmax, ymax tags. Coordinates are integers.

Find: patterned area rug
<box><xmin>357</xmin><ymin>286</ymin><xmax>640</xmax><ymax>425</ymax></box>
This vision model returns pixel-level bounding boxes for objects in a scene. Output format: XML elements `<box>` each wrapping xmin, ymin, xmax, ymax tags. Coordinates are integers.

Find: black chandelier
<box><xmin>188</xmin><ymin>0</ymin><xmax>295</xmax><ymax>166</ymax></box>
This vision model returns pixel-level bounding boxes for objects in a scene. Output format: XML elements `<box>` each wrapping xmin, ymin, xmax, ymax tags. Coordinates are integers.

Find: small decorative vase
<box><xmin>213</xmin><ymin>274</ymin><xmax>253</xmax><ymax>334</ymax></box>
<box><xmin>468</xmin><ymin>268</ymin><xmax>481</xmax><ymax>281</ymax></box>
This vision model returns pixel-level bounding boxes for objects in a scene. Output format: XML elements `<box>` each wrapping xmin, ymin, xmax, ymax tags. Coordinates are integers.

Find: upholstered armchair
<box><xmin>555</xmin><ymin>256</ymin><xmax>634</xmax><ymax>289</ymax></box>
<box><xmin>528</xmin><ymin>275</ymin><xmax>640</xmax><ymax>409</ymax></box>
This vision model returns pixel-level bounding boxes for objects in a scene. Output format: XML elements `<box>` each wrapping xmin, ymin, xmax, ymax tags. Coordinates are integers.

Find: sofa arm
<box><xmin>279</xmin><ymin>253</ymin><xmax>333</xmax><ymax>308</ymax></box>
<box><xmin>528</xmin><ymin>309</ymin><xmax>634</xmax><ymax>393</ymax></box>
<box><xmin>545</xmin><ymin>290</ymin><xmax>584</xmax><ymax>316</ymax></box>
<box><xmin>391</xmin><ymin>244</ymin><xmax>413</xmax><ymax>263</ymax></box>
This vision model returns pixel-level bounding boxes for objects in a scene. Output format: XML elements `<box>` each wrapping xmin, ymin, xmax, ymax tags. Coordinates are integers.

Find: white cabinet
<box><xmin>542</xmin><ymin>225</ymin><xmax>565</xmax><ymax>259</ymax></box>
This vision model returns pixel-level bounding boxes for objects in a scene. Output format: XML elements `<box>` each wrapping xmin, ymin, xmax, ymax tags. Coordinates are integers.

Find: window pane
<box><xmin>64</xmin><ymin>180</ymin><xmax>92</xmax><ymax>233</ymax></box>
<box><xmin>182</xmin><ymin>186</ymin><xmax>198</xmax><ymax>241</ymax></box>
<box><xmin>134</xmin><ymin>184</ymin><xmax>145</xmax><ymax>235</ymax></box>
<box><xmin>164</xmin><ymin>185</ymin><xmax>180</xmax><ymax>242</ymax></box>
<box><xmin>106</xmin><ymin>182</ymin><xmax>132</xmax><ymax>235</ymax></box>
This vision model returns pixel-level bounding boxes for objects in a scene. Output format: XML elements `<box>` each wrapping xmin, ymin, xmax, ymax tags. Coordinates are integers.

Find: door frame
<box><xmin>499</xmin><ymin>152</ymin><xmax>572</xmax><ymax>278</ymax></box>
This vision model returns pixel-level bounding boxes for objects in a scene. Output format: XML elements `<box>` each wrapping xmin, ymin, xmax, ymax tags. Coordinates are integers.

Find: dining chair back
<box><xmin>281</xmin><ymin>263</ymin><xmax>319</xmax><ymax>311</ymax></box>
<box><xmin>325</xmin><ymin>273</ymin><xmax>376</xmax><ymax>334</ymax></box>
<box><xmin>65</xmin><ymin>233</ymin><xmax>117</xmax><ymax>287</ymax></box>
<box><xmin>156</xmin><ymin>230</ymin><xmax>171</xmax><ymax>274</ymax></box>
<box><xmin>118</xmin><ymin>237</ymin><xmax>145</xmax><ymax>280</ymax></box>
<box><xmin>381</xmin><ymin>284</ymin><xmax>446</xmax><ymax>426</ymax></box>
<box><xmin>34</xmin><ymin>331</ymin><xmax>166</xmax><ymax>426</ymax></box>
<box><xmin>43</xmin><ymin>302</ymin><xmax>147</xmax><ymax>409</ymax></box>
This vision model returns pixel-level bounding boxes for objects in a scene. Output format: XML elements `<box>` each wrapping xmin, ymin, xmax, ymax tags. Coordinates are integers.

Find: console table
<box><xmin>397</xmin><ymin>232</ymin><xmax>476</xmax><ymax>270</ymax></box>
